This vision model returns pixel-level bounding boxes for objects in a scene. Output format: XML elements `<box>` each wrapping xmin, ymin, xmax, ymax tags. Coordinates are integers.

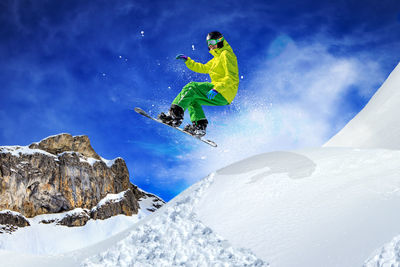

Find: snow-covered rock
<box><xmin>0</xmin><ymin>210</ymin><xmax>30</xmax><ymax>234</ymax></box>
<box><xmin>91</xmin><ymin>189</ymin><xmax>139</xmax><ymax>220</ymax></box>
<box><xmin>0</xmin><ymin>210</ymin><xmax>30</xmax><ymax>228</ymax></box>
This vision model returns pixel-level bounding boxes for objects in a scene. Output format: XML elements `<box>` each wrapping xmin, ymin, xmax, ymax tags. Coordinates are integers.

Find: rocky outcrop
<box><xmin>29</xmin><ymin>133</ymin><xmax>101</xmax><ymax>160</ymax></box>
<box><xmin>0</xmin><ymin>133</ymin><xmax>164</xmax><ymax>228</ymax></box>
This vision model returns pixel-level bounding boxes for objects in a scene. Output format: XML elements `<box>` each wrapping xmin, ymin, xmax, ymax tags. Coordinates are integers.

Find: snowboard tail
<box><xmin>134</xmin><ymin>107</ymin><xmax>217</xmax><ymax>147</ymax></box>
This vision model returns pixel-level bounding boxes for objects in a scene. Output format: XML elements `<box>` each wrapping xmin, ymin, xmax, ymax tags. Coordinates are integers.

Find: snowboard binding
<box><xmin>158</xmin><ymin>104</ymin><xmax>184</xmax><ymax>127</ymax></box>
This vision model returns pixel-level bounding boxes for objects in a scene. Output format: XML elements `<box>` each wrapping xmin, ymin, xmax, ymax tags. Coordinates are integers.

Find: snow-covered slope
<box><xmin>82</xmin><ymin>174</ymin><xmax>264</xmax><ymax>267</ymax></box>
<box><xmin>325</xmin><ymin>62</ymin><xmax>400</xmax><ymax>149</ymax></box>
<box><xmin>194</xmin><ymin>148</ymin><xmax>400</xmax><ymax>267</ymax></box>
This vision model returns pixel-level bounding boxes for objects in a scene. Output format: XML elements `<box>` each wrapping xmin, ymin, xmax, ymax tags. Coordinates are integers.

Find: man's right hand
<box><xmin>176</xmin><ymin>54</ymin><xmax>188</xmax><ymax>61</ymax></box>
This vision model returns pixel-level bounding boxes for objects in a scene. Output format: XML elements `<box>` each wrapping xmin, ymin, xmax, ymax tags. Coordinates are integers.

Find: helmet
<box><xmin>206</xmin><ymin>31</ymin><xmax>224</xmax><ymax>49</ymax></box>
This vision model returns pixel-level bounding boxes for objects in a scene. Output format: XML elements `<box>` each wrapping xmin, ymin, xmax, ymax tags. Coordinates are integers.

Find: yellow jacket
<box><xmin>185</xmin><ymin>40</ymin><xmax>239</xmax><ymax>104</ymax></box>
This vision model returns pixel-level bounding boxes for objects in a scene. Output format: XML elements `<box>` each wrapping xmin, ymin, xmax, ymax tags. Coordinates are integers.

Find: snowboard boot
<box><xmin>158</xmin><ymin>104</ymin><xmax>184</xmax><ymax>127</ymax></box>
<box><xmin>183</xmin><ymin>119</ymin><xmax>208</xmax><ymax>137</ymax></box>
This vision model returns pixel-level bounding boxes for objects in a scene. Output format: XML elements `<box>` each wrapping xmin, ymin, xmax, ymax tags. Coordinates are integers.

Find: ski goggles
<box><xmin>207</xmin><ymin>37</ymin><xmax>224</xmax><ymax>46</ymax></box>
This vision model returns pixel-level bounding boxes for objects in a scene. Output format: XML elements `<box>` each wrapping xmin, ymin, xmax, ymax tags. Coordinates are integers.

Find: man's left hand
<box><xmin>207</xmin><ymin>89</ymin><xmax>219</xmax><ymax>100</ymax></box>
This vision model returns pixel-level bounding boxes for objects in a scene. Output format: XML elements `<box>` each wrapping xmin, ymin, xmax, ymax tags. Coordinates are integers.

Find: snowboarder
<box><xmin>158</xmin><ymin>31</ymin><xmax>239</xmax><ymax>137</ymax></box>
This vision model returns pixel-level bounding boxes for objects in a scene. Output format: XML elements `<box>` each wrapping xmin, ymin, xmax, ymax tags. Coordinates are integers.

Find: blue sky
<box><xmin>1</xmin><ymin>0</ymin><xmax>400</xmax><ymax>201</ymax></box>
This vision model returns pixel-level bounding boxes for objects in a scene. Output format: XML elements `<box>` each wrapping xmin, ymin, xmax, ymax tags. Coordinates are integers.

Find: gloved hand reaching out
<box><xmin>176</xmin><ymin>54</ymin><xmax>188</xmax><ymax>61</ymax></box>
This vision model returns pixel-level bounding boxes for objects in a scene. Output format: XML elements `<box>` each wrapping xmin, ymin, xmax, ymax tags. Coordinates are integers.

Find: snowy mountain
<box><xmin>1</xmin><ymin>63</ymin><xmax>400</xmax><ymax>266</ymax></box>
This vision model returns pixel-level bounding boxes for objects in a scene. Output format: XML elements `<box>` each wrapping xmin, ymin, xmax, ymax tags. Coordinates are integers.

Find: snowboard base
<box><xmin>134</xmin><ymin>107</ymin><xmax>217</xmax><ymax>147</ymax></box>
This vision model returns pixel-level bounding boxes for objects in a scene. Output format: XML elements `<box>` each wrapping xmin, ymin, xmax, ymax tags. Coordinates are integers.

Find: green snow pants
<box><xmin>172</xmin><ymin>82</ymin><xmax>229</xmax><ymax>122</ymax></box>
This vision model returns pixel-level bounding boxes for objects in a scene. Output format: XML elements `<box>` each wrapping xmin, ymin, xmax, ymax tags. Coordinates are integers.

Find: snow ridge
<box><xmin>0</xmin><ymin>146</ymin><xmax>56</xmax><ymax>158</ymax></box>
<box><xmin>82</xmin><ymin>173</ymin><xmax>266</xmax><ymax>267</ymax></box>
<box><xmin>325</xmin><ymin>62</ymin><xmax>400</xmax><ymax>149</ymax></box>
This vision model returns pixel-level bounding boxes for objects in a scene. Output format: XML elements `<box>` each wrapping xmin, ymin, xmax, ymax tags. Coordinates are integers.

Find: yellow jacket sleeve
<box><xmin>185</xmin><ymin>57</ymin><xmax>214</xmax><ymax>74</ymax></box>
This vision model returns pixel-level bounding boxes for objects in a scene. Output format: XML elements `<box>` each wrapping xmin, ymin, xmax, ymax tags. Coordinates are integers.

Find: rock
<box><xmin>57</xmin><ymin>209</ymin><xmax>90</xmax><ymax>227</ymax></box>
<box><xmin>0</xmin><ymin>210</ymin><xmax>30</xmax><ymax>227</ymax></box>
<box><xmin>91</xmin><ymin>189</ymin><xmax>139</xmax><ymax>220</ymax></box>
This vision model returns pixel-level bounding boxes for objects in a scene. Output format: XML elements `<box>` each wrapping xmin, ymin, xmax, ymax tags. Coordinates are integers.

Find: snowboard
<box><xmin>134</xmin><ymin>107</ymin><xmax>217</xmax><ymax>147</ymax></box>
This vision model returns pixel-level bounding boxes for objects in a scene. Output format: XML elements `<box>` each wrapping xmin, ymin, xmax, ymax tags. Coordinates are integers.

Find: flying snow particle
<box><xmin>241</xmin><ymin>75</ymin><xmax>244</xmax><ymax>79</ymax></box>
<box><xmin>140</xmin><ymin>31</ymin><xmax>145</xmax><ymax>37</ymax></box>
<box><xmin>192</xmin><ymin>45</ymin><xmax>196</xmax><ymax>51</ymax></box>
